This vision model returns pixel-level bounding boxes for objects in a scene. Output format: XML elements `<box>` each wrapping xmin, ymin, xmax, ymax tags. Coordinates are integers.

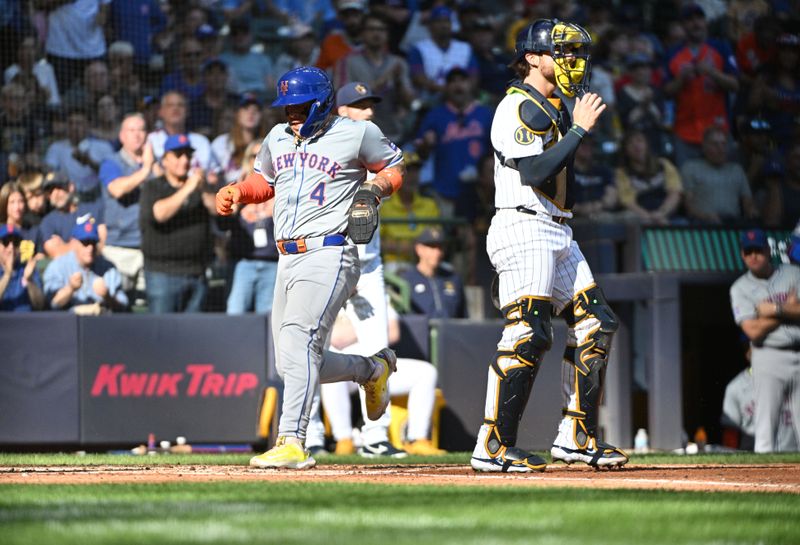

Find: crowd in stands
<box><xmin>1</xmin><ymin>0</ymin><xmax>799</xmax><ymax>315</ymax></box>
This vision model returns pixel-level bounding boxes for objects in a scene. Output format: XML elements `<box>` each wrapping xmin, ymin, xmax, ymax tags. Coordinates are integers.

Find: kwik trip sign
<box><xmin>91</xmin><ymin>364</ymin><xmax>259</xmax><ymax>398</ymax></box>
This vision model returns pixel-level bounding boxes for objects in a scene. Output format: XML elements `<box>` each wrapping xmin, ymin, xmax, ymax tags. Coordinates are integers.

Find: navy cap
<box><xmin>416</xmin><ymin>227</ymin><xmax>445</xmax><ymax>245</ymax></box>
<box><xmin>680</xmin><ymin>3</ymin><xmax>705</xmax><ymax>19</ymax></box>
<box><xmin>201</xmin><ymin>57</ymin><xmax>227</xmax><ymax>73</ymax></box>
<box><xmin>71</xmin><ymin>219</ymin><xmax>99</xmax><ymax>243</ymax></box>
<box><xmin>740</xmin><ymin>228</ymin><xmax>769</xmax><ymax>250</ymax></box>
<box><xmin>195</xmin><ymin>23</ymin><xmax>217</xmax><ymax>40</ymax></box>
<box><xmin>42</xmin><ymin>171</ymin><xmax>70</xmax><ymax>189</ymax></box>
<box><xmin>445</xmin><ymin>66</ymin><xmax>470</xmax><ymax>83</ymax></box>
<box><xmin>429</xmin><ymin>6</ymin><xmax>453</xmax><ymax>20</ymax></box>
<box><xmin>625</xmin><ymin>52</ymin><xmax>653</xmax><ymax>68</ymax></box>
<box><xmin>164</xmin><ymin>134</ymin><xmax>194</xmax><ymax>153</ymax></box>
<box><xmin>239</xmin><ymin>92</ymin><xmax>262</xmax><ymax>108</ymax></box>
<box><xmin>336</xmin><ymin>82</ymin><xmax>382</xmax><ymax>108</ymax></box>
<box><xmin>0</xmin><ymin>224</ymin><xmax>24</xmax><ymax>240</ymax></box>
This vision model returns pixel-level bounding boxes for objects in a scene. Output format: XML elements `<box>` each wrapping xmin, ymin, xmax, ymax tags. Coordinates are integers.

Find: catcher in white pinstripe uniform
<box><xmin>471</xmin><ymin>19</ymin><xmax>628</xmax><ymax>473</ymax></box>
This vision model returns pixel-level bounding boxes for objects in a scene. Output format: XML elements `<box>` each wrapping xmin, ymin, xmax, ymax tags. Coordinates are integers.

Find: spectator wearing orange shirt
<box><xmin>663</xmin><ymin>3</ymin><xmax>739</xmax><ymax>167</ymax></box>
<box><xmin>317</xmin><ymin>0</ymin><xmax>366</xmax><ymax>80</ymax></box>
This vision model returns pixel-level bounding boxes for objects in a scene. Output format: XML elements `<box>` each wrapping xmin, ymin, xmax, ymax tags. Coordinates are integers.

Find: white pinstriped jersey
<box><xmin>491</xmin><ymin>91</ymin><xmax>572</xmax><ymax>219</ymax></box>
<box><xmin>253</xmin><ymin>117</ymin><xmax>402</xmax><ymax>241</ymax></box>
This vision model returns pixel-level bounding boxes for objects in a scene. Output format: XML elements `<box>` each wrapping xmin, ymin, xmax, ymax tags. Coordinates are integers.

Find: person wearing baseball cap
<box><xmin>0</xmin><ymin>224</ymin><xmax>45</xmax><ymax>311</ymax></box>
<box><xmin>39</xmin><ymin>170</ymin><xmax>105</xmax><ymax>259</ymax></box>
<box><xmin>730</xmin><ymin>227</ymin><xmax>800</xmax><ymax>452</ymax></box>
<box><xmin>336</xmin><ymin>81</ymin><xmax>382</xmax><ymax>120</ymax></box>
<box><xmin>139</xmin><ymin>132</ymin><xmax>214</xmax><ymax>313</ymax></box>
<box><xmin>400</xmin><ymin>227</ymin><xmax>466</xmax><ymax>319</ymax></box>
<box><xmin>42</xmin><ymin>218</ymin><xmax>128</xmax><ymax>312</ymax></box>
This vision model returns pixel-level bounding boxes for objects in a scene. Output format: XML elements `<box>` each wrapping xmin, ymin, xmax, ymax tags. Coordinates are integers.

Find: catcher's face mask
<box><xmin>550</xmin><ymin>22</ymin><xmax>592</xmax><ymax>98</ymax></box>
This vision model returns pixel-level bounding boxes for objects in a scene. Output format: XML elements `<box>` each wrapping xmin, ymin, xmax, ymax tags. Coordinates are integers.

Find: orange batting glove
<box><xmin>216</xmin><ymin>184</ymin><xmax>241</xmax><ymax>216</ymax></box>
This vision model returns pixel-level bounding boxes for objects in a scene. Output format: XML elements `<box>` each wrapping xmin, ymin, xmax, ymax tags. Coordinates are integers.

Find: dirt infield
<box><xmin>3</xmin><ymin>463</ymin><xmax>800</xmax><ymax>493</ymax></box>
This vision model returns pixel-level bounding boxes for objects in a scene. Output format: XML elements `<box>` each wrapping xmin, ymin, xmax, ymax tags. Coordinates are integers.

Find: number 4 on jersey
<box><xmin>310</xmin><ymin>182</ymin><xmax>325</xmax><ymax>205</ymax></box>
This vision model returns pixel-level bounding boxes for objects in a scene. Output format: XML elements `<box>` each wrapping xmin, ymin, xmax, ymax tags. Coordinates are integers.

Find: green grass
<box><xmin>1</xmin><ymin>481</ymin><xmax>798</xmax><ymax>545</ymax></box>
<box><xmin>1</xmin><ymin>451</ymin><xmax>800</xmax><ymax>467</ymax></box>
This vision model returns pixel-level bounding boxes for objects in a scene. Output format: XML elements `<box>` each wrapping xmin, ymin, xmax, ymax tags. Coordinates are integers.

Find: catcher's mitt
<box><xmin>347</xmin><ymin>183</ymin><xmax>382</xmax><ymax>244</ymax></box>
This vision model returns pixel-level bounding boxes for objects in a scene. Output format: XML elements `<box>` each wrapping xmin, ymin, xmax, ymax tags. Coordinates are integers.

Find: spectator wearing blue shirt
<box><xmin>160</xmin><ymin>38</ymin><xmax>206</xmax><ymax>103</ymax></box>
<box><xmin>400</xmin><ymin>227</ymin><xmax>466</xmax><ymax>319</ymax></box>
<box><xmin>39</xmin><ymin>172</ymin><xmax>105</xmax><ymax>258</ymax></box>
<box><xmin>415</xmin><ymin>67</ymin><xmax>492</xmax><ymax>223</ymax></box>
<box><xmin>110</xmin><ymin>0</ymin><xmax>166</xmax><ymax>70</ymax></box>
<box><xmin>43</xmin><ymin>219</ymin><xmax>127</xmax><ymax>312</ymax></box>
<box><xmin>0</xmin><ymin>224</ymin><xmax>44</xmax><ymax>312</ymax></box>
<box><xmin>99</xmin><ymin>113</ymin><xmax>156</xmax><ymax>298</ymax></box>
<box><xmin>219</xmin><ymin>18</ymin><xmax>276</xmax><ymax>101</ymax></box>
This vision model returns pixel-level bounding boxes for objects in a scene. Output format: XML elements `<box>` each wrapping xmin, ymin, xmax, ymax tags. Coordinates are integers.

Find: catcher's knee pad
<box><xmin>502</xmin><ymin>296</ymin><xmax>554</xmax><ymax>366</ymax></box>
<box><xmin>484</xmin><ymin>355</ymin><xmax>539</xmax><ymax>448</ymax></box>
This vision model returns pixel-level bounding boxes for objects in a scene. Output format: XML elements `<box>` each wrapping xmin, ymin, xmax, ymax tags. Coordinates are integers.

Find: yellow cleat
<box><xmin>404</xmin><ymin>439</ymin><xmax>446</xmax><ymax>456</ymax></box>
<box><xmin>334</xmin><ymin>438</ymin><xmax>355</xmax><ymax>455</ymax></box>
<box><xmin>249</xmin><ymin>437</ymin><xmax>316</xmax><ymax>469</ymax></box>
<box><xmin>362</xmin><ymin>348</ymin><xmax>397</xmax><ymax>420</ymax></box>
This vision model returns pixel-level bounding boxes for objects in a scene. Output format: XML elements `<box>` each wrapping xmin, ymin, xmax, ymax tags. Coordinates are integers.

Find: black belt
<box><xmin>508</xmin><ymin>206</ymin><xmax>568</xmax><ymax>224</ymax></box>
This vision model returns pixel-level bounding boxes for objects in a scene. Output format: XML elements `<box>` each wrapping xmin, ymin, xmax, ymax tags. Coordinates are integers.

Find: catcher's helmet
<box><xmin>272</xmin><ymin>66</ymin><xmax>334</xmax><ymax>138</ymax></box>
<box><xmin>514</xmin><ymin>19</ymin><xmax>592</xmax><ymax>98</ymax></box>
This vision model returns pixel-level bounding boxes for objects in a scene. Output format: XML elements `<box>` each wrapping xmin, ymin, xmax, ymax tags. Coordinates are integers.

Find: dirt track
<box><xmin>2</xmin><ymin>463</ymin><xmax>800</xmax><ymax>494</ymax></box>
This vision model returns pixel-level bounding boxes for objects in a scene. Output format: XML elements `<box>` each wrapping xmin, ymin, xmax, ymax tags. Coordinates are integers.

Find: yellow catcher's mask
<box><xmin>550</xmin><ymin>22</ymin><xmax>592</xmax><ymax>98</ymax></box>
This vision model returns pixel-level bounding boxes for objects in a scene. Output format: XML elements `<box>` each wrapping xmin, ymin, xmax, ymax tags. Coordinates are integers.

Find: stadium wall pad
<box><xmin>0</xmin><ymin>276</ymin><xmax>705</xmax><ymax>450</ymax></box>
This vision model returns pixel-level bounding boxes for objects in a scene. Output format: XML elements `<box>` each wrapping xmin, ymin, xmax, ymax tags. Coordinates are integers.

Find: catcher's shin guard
<box><xmin>554</xmin><ymin>286</ymin><xmax>627</xmax><ymax>467</ymax></box>
<box><xmin>472</xmin><ymin>297</ymin><xmax>552</xmax><ymax>472</ymax></box>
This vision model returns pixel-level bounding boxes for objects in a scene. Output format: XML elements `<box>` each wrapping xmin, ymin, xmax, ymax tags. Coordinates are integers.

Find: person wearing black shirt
<box><xmin>139</xmin><ymin>133</ymin><xmax>215</xmax><ymax>312</ymax></box>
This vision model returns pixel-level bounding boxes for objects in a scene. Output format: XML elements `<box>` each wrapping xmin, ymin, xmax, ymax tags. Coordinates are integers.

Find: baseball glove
<box><xmin>347</xmin><ymin>183</ymin><xmax>382</xmax><ymax>244</ymax></box>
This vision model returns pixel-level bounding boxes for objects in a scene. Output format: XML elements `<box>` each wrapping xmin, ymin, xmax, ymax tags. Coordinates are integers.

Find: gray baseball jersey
<box><xmin>253</xmin><ymin>117</ymin><xmax>403</xmax><ymax>241</ymax></box>
<box><xmin>722</xmin><ymin>367</ymin><xmax>797</xmax><ymax>451</ymax></box>
<box><xmin>252</xmin><ymin>116</ymin><xmax>401</xmax><ymax>441</ymax></box>
<box><xmin>730</xmin><ymin>264</ymin><xmax>800</xmax><ymax>349</ymax></box>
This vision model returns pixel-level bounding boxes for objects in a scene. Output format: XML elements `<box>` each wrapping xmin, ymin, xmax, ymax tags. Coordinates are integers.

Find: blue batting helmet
<box><xmin>272</xmin><ymin>66</ymin><xmax>334</xmax><ymax>138</ymax></box>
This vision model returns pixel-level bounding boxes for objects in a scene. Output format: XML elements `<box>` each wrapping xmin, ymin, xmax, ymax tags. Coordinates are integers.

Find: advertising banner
<box><xmin>80</xmin><ymin>315</ymin><xmax>269</xmax><ymax>444</ymax></box>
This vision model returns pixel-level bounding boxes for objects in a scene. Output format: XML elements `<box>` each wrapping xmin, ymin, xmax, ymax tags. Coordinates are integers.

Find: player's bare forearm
<box><xmin>740</xmin><ymin>317</ymin><xmax>781</xmax><ymax>343</ymax></box>
<box><xmin>370</xmin><ymin>164</ymin><xmax>405</xmax><ymax>197</ymax></box>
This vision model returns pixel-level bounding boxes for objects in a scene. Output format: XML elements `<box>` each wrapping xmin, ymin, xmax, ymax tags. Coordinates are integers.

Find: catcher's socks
<box><xmin>362</xmin><ymin>348</ymin><xmax>397</xmax><ymax>420</ymax></box>
<box><xmin>551</xmin><ymin>418</ymin><xmax>628</xmax><ymax>468</ymax></box>
<box><xmin>250</xmin><ymin>437</ymin><xmax>316</xmax><ymax>469</ymax></box>
<box><xmin>471</xmin><ymin>427</ymin><xmax>546</xmax><ymax>473</ymax></box>
<box><xmin>334</xmin><ymin>438</ymin><xmax>355</xmax><ymax>455</ymax></box>
<box><xmin>404</xmin><ymin>439</ymin><xmax>446</xmax><ymax>456</ymax></box>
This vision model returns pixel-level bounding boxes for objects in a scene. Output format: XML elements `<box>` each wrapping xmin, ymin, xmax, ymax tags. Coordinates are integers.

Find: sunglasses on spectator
<box><xmin>170</xmin><ymin>150</ymin><xmax>194</xmax><ymax>158</ymax></box>
<box><xmin>742</xmin><ymin>247</ymin><xmax>767</xmax><ymax>255</ymax></box>
<box><xmin>78</xmin><ymin>239</ymin><xmax>98</xmax><ymax>247</ymax></box>
<box><xmin>1</xmin><ymin>237</ymin><xmax>21</xmax><ymax>247</ymax></box>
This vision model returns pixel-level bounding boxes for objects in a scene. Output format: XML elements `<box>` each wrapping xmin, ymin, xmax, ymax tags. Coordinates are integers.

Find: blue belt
<box><xmin>276</xmin><ymin>234</ymin><xmax>347</xmax><ymax>255</ymax></box>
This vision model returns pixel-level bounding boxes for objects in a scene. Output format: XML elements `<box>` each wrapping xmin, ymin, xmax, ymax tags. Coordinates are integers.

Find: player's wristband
<box><xmin>569</xmin><ymin>125</ymin><xmax>587</xmax><ymax>138</ymax></box>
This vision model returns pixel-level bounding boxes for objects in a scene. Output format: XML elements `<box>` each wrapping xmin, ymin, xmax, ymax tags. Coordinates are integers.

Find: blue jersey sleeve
<box><xmin>99</xmin><ymin>158</ymin><xmax>123</xmax><ymax>187</ymax></box>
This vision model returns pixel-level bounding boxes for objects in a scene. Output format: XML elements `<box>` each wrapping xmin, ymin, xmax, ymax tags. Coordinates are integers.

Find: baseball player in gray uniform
<box><xmin>216</xmin><ymin>67</ymin><xmax>405</xmax><ymax>469</ymax></box>
<box><xmin>730</xmin><ymin>228</ymin><xmax>800</xmax><ymax>453</ymax></box>
<box><xmin>470</xmin><ymin>19</ymin><xmax>628</xmax><ymax>473</ymax></box>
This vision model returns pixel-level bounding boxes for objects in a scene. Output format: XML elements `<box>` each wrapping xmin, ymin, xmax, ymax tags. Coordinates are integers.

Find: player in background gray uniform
<box><xmin>216</xmin><ymin>67</ymin><xmax>405</xmax><ymax>469</ymax></box>
<box><xmin>722</xmin><ymin>366</ymin><xmax>797</xmax><ymax>451</ymax></box>
<box><xmin>730</xmin><ymin>228</ymin><xmax>800</xmax><ymax>453</ymax></box>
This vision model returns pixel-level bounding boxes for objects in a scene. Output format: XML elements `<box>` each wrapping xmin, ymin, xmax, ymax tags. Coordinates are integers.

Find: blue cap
<box><xmin>416</xmin><ymin>227</ymin><xmax>445</xmax><ymax>245</ymax></box>
<box><xmin>195</xmin><ymin>23</ymin><xmax>217</xmax><ymax>40</ymax></box>
<box><xmin>201</xmin><ymin>57</ymin><xmax>227</xmax><ymax>73</ymax></box>
<box><xmin>71</xmin><ymin>219</ymin><xmax>99</xmax><ymax>242</ymax></box>
<box><xmin>336</xmin><ymin>82</ymin><xmax>382</xmax><ymax>108</ymax></box>
<box><xmin>740</xmin><ymin>228</ymin><xmax>768</xmax><ymax>250</ymax></box>
<box><xmin>430</xmin><ymin>6</ymin><xmax>452</xmax><ymax>20</ymax></box>
<box><xmin>0</xmin><ymin>224</ymin><xmax>24</xmax><ymax>240</ymax></box>
<box><xmin>788</xmin><ymin>235</ymin><xmax>800</xmax><ymax>264</ymax></box>
<box><xmin>163</xmin><ymin>134</ymin><xmax>194</xmax><ymax>153</ymax></box>
<box><xmin>239</xmin><ymin>92</ymin><xmax>262</xmax><ymax>108</ymax></box>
